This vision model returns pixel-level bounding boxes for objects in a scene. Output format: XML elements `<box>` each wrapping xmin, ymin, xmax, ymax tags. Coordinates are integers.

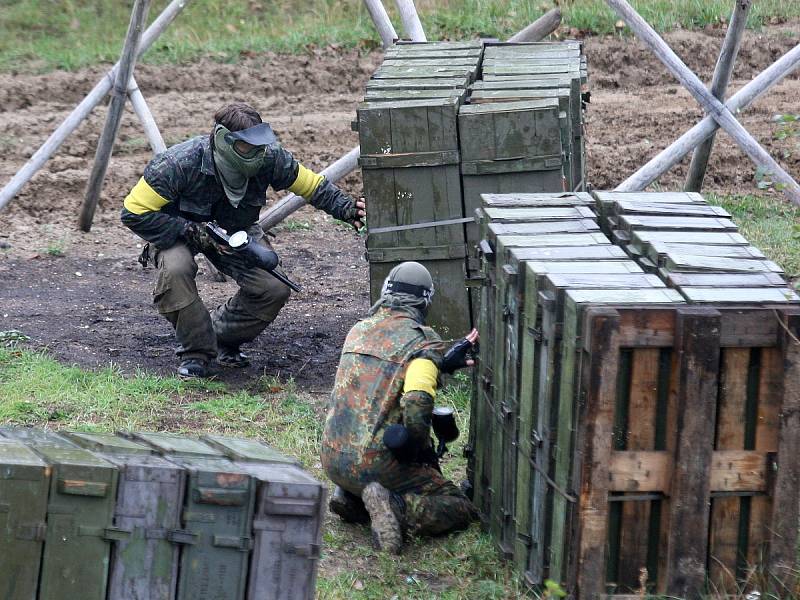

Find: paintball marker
<box><xmin>383</xmin><ymin>406</ymin><xmax>460</xmax><ymax>466</ymax></box>
<box><xmin>205</xmin><ymin>222</ymin><xmax>301</xmax><ymax>292</ymax></box>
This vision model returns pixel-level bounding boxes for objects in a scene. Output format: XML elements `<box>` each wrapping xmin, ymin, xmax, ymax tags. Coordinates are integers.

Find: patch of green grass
<box><xmin>3</xmin><ymin>0</ymin><xmax>800</xmax><ymax>72</ymax></box>
<box><xmin>709</xmin><ymin>193</ymin><xmax>800</xmax><ymax>279</ymax></box>
<box><xmin>562</xmin><ymin>0</ymin><xmax>800</xmax><ymax>35</ymax></box>
<box><xmin>0</xmin><ymin>346</ymin><xmax>521</xmax><ymax>597</ymax></box>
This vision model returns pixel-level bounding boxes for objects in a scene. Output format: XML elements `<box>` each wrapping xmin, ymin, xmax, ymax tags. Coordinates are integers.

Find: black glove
<box><xmin>441</xmin><ymin>336</ymin><xmax>478</xmax><ymax>374</ymax></box>
<box><xmin>182</xmin><ymin>221</ymin><xmax>211</xmax><ymax>255</ymax></box>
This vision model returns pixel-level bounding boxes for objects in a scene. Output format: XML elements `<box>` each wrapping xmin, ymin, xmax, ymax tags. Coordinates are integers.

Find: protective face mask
<box><xmin>212</xmin><ymin>124</ymin><xmax>267</xmax><ymax>207</ymax></box>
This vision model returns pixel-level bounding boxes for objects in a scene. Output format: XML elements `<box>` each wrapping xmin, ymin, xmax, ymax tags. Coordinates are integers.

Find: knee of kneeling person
<box><xmin>243</xmin><ymin>273</ymin><xmax>291</xmax><ymax>305</ymax></box>
<box><xmin>159</xmin><ymin>246</ymin><xmax>198</xmax><ymax>280</ymax></box>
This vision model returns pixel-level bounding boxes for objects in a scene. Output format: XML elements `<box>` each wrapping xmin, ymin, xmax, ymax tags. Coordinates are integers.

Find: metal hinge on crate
<box><xmin>527</xmin><ymin>325</ymin><xmax>543</xmax><ymax>342</ymax></box>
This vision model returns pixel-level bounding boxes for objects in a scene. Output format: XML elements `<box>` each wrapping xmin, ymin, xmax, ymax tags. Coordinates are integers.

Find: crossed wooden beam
<box><xmin>608</xmin><ymin>0</ymin><xmax>800</xmax><ymax>206</ymax></box>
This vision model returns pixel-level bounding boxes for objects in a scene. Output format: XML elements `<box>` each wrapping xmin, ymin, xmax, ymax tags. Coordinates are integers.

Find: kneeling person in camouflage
<box><xmin>321</xmin><ymin>262</ymin><xmax>478</xmax><ymax>554</ymax></box>
<box><xmin>121</xmin><ymin>102</ymin><xmax>365</xmax><ymax>378</ymax></box>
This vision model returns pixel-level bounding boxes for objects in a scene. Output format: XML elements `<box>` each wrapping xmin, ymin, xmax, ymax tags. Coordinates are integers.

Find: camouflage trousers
<box><xmin>321</xmin><ymin>446</ymin><xmax>477</xmax><ymax>537</ymax></box>
<box><xmin>150</xmin><ymin>229</ymin><xmax>290</xmax><ymax>361</ymax></box>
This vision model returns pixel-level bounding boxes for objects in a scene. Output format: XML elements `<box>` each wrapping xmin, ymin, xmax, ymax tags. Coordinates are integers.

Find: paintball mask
<box><xmin>212</xmin><ymin>122</ymin><xmax>276</xmax><ymax>207</ymax></box>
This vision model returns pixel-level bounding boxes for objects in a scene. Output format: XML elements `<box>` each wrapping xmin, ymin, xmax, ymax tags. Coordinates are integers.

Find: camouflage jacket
<box><xmin>321</xmin><ymin>307</ymin><xmax>446</xmax><ymax>460</ymax></box>
<box><xmin>120</xmin><ymin>135</ymin><xmax>353</xmax><ymax>249</ymax></box>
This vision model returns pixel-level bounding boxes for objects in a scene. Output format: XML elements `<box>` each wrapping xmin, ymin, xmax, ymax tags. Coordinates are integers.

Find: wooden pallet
<box><xmin>573</xmin><ymin>306</ymin><xmax>800</xmax><ymax>598</ymax></box>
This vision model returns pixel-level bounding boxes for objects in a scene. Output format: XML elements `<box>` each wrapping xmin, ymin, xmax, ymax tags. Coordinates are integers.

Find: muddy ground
<box><xmin>0</xmin><ymin>25</ymin><xmax>798</xmax><ymax>389</ymax></box>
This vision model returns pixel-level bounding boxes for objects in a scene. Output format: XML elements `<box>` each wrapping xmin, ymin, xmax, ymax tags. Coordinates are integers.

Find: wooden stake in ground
<box><xmin>363</xmin><ymin>0</ymin><xmax>397</xmax><ymax>48</ymax></box>
<box><xmin>0</xmin><ymin>0</ymin><xmax>191</xmax><ymax>214</ymax></box>
<box><xmin>607</xmin><ymin>0</ymin><xmax>800</xmax><ymax>205</ymax></box>
<box><xmin>617</xmin><ymin>43</ymin><xmax>800</xmax><ymax>192</ymax></box>
<box><xmin>507</xmin><ymin>8</ymin><xmax>561</xmax><ymax>43</ymax></box>
<box><xmin>394</xmin><ymin>0</ymin><xmax>426</xmax><ymax>41</ymax></box>
<box><xmin>78</xmin><ymin>0</ymin><xmax>151</xmax><ymax>232</ymax></box>
<box><xmin>684</xmin><ymin>0</ymin><xmax>751</xmax><ymax>192</ymax></box>
<box><xmin>127</xmin><ymin>76</ymin><xmax>166</xmax><ymax>154</ymax></box>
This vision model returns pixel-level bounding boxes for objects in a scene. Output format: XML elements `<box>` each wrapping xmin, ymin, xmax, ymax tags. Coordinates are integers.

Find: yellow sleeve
<box><xmin>288</xmin><ymin>164</ymin><xmax>324</xmax><ymax>199</ymax></box>
<box><xmin>123</xmin><ymin>177</ymin><xmax>169</xmax><ymax>215</ymax></box>
<box><xmin>403</xmin><ymin>358</ymin><xmax>439</xmax><ymax>398</ymax></box>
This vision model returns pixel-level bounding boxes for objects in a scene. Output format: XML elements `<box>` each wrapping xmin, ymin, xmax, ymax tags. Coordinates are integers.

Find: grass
<box><xmin>0</xmin><ymin>345</ymin><xmax>521</xmax><ymax>598</ymax></box>
<box><xmin>710</xmin><ymin>193</ymin><xmax>800</xmax><ymax>279</ymax></box>
<box><xmin>2</xmin><ymin>0</ymin><xmax>800</xmax><ymax>72</ymax></box>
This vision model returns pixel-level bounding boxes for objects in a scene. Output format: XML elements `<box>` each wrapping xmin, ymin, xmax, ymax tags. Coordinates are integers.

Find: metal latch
<box><xmin>213</xmin><ymin>535</ymin><xmax>253</xmax><ymax>552</ymax></box>
<box><xmin>77</xmin><ymin>525</ymin><xmax>132</xmax><ymax>541</ymax></box>
<box><xmin>167</xmin><ymin>529</ymin><xmax>199</xmax><ymax>545</ymax></box>
<box><xmin>527</xmin><ymin>326</ymin><xmax>543</xmax><ymax>342</ymax></box>
<box><xmin>284</xmin><ymin>543</ymin><xmax>321</xmax><ymax>559</ymax></box>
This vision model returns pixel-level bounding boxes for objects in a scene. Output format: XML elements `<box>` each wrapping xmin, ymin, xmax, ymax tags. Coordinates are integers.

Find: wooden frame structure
<box><xmin>607</xmin><ymin>0</ymin><xmax>800</xmax><ymax>205</ymax></box>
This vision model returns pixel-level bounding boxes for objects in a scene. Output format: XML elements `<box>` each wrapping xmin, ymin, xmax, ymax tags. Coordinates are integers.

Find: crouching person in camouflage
<box><xmin>320</xmin><ymin>261</ymin><xmax>479</xmax><ymax>554</ymax></box>
<box><xmin>121</xmin><ymin>102</ymin><xmax>365</xmax><ymax>378</ymax></box>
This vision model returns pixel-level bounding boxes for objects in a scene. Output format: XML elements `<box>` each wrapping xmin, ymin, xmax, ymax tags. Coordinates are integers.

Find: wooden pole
<box><xmin>128</xmin><ymin>76</ymin><xmax>166</xmax><ymax>154</ymax></box>
<box><xmin>507</xmin><ymin>8</ymin><xmax>562</xmax><ymax>43</ymax></box>
<box><xmin>394</xmin><ymin>0</ymin><xmax>426</xmax><ymax>41</ymax></box>
<box><xmin>258</xmin><ymin>146</ymin><xmax>360</xmax><ymax>231</ymax></box>
<box><xmin>684</xmin><ymin>0</ymin><xmax>751</xmax><ymax>192</ymax></box>
<box><xmin>607</xmin><ymin>0</ymin><xmax>800</xmax><ymax>205</ymax></box>
<box><xmin>0</xmin><ymin>0</ymin><xmax>191</xmax><ymax>214</ymax></box>
<box><xmin>617</xmin><ymin>43</ymin><xmax>800</xmax><ymax>192</ymax></box>
<box><xmin>78</xmin><ymin>0</ymin><xmax>151</xmax><ymax>231</ymax></box>
<box><xmin>363</xmin><ymin>0</ymin><xmax>397</xmax><ymax>48</ymax></box>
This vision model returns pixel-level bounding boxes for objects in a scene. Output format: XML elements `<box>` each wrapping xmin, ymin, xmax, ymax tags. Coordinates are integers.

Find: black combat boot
<box><xmin>177</xmin><ymin>358</ymin><xmax>211</xmax><ymax>379</ymax></box>
<box><xmin>329</xmin><ymin>486</ymin><xmax>370</xmax><ymax>524</ymax></box>
<box><xmin>217</xmin><ymin>346</ymin><xmax>250</xmax><ymax>368</ymax></box>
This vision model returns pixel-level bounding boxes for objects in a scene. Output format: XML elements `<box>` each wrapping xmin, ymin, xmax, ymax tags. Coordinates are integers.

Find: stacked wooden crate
<box><xmin>0</xmin><ymin>428</ymin><xmax>324</xmax><ymax>600</ymax></box>
<box><xmin>469</xmin><ymin>191</ymin><xmax>800</xmax><ymax>597</ymax></box>
<box><xmin>359</xmin><ymin>40</ymin><xmax>586</xmax><ymax>336</ymax></box>
<box><xmin>357</xmin><ymin>41</ymin><xmax>482</xmax><ymax>335</ymax></box>
<box><xmin>461</xmin><ymin>43</ymin><xmax>587</xmax><ymax>325</ymax></box>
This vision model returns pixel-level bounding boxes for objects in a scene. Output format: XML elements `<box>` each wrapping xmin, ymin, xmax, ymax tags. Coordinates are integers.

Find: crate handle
<box><xmin>15</xmin><ymin>522</ymin><xmax>47</xmax><ymax>541</ymax></box>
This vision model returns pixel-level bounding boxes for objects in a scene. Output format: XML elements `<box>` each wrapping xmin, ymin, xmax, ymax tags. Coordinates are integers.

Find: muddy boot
<box><xmin>177</xmin><ymin>358</ymin><xmax>212</xmax><ymax>379</ymax></box>
<box><xmin>217</xmin><ymin>346</ymin><xmax>250</xmax><ymax>368</ymax></box>
<box><xmin>329</xmin><ymin>486</ymin><xmax>370</xmax><ymax>524</ymax></box>
<box><xmin>362</xmin><ymin>482</ymin><xmax>404</xmax><ymax>554</ymax></box>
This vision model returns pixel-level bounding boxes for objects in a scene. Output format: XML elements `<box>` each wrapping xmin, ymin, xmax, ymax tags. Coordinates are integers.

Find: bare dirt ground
<box><xmin>0</xmin><ymin>26</ymin><xmax>798</xmax><ymax>389</ymax></box>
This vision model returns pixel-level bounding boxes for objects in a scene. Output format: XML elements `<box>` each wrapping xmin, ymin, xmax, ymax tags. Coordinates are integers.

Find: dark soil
<box><xmin>1</xmin><ymin>26</ymin><xmax>798</xmax><ymax>388</ymax></box>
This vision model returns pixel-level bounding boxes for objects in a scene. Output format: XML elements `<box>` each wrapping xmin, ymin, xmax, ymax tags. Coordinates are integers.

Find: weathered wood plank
<box><xmin>646</xmin><ymin>242</ymin><xmax>765</xmax><ymax>262</ymax></box>
<box><xmin>576</xmin><ymin>309</ymin><xmax>622</xmax><ymax>598</ymax></box>
<box><xmin>768</xmin><ymin>311</ymin><xmax>800</xmax><ymax>589</ymax></box>
<box><xmin>664</xmin><ymin>254</ymin><xmax>783</xmax><ymax>274</ymax></box>
<box><xmin>481</xmin><ymin>192</ymin><xmax>593</xmax><ymax>207</ymax></box>
<box><xmin>618</xmin><ymin>348</ymin><xmax>659</xmax><ymax>591</ymax></box>
<box><xmin>665</xmin><ymin>308</ymin><xmax>721</xmax><ymax>597</ymax></box>
<box><xmin>632</xmin><ymin>231</ymin><xmax>747</xmax><ymax>246</ymax></box>
<box><xmin>612</xmin><ymin>201</ymin><xmax>729</xmax><ymax>217</ymax></box>
<box><xmin>619</xmin><ymin>215</ymin><xmax>738</xmax><ymax>232</ymax></box>
<box><xmin>665</xmin><ymin>272</ymin><xmax>788</xmax><ymax>288</ymax></box>
<box><xmin>709</xmin><ymin>349</ymin><xmax>749</xmax><ymax>593</ymax></box>
<box><xmin>679</xmin><ymin>287</ymin><xmax>798</xmax><ymax>303</ymax></box>
<box><xmin>608</xmin><ymin>450</ymin><xmax>768</xmax><ymax>493</ymax></box>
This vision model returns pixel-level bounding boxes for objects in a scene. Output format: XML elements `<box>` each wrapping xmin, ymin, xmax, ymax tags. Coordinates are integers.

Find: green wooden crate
<box><xmin>0</xmin><ymin>441</ymin><xmax>49</xmax><ymax>600</ymax></box>
<box><xmin>459</xmin><ymin>100</ymin><xmax>568</xmax><ymax>246</ymax></box>
<box><xmin>365</xmin><ymin>78</ymin><xmax>470</xmax><ymax>90</ymax></box>
<box><xmin>372</xmin><ymin>65</ymin><xmax>477</xmax><ymax>80</ymax></box>
<box><xmin>358</xmin><ymin>97</ymin><xmax>471</xmax><ymax>335</ymax></box>
<box><xmin>364</xmin><ymin>88</ymin><xmax>465</xmax><ymax>102</ymax></box>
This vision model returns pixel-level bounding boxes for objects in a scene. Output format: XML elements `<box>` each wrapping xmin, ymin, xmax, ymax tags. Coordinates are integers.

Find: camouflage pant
<box><xmin>321</xmin><ymin>447</ymin><xmax>477</xmax><ymax>537</ymax></box>
<box><xmin>151</xmin><ymin>229</ymin><xmax>290</xmax><ymax>361</ymax></box>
